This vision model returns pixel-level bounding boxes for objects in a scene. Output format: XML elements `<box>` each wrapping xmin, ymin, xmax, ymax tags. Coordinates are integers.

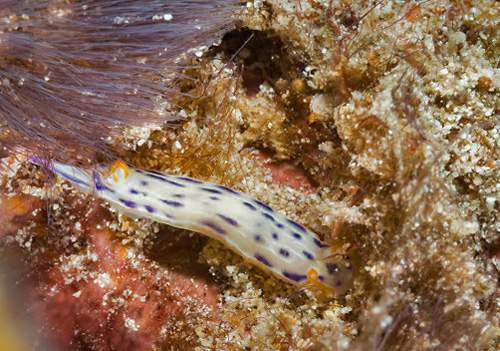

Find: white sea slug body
<box><xmin>34</xmin><ymin>160</ymin><xmax>354</xmax><ymax>293</ymax></box>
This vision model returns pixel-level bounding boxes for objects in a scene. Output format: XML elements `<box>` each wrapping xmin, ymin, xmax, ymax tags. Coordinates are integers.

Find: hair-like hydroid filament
<box><xmin>0</xmin><ymin>0</ymin><xmax>240</xmax><ymax>164</ymax></box>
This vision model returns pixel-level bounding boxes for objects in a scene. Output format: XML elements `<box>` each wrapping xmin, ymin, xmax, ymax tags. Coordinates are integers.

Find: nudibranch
<box><xmin>30</xmin><ymin>159</ymin><xmax>354</xmax><ymax>293</ymax></box>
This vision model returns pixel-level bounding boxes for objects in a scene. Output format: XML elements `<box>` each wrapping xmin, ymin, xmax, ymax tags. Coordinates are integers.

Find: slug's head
<box><xmin>304</xmin><ymin>253</ymin><xmax>355</xmax><ymax>294</ymax></box>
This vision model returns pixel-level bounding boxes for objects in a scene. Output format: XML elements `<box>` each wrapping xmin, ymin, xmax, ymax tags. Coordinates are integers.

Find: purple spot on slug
<box><xmin>243</xmin><ymin>202</ymin><xmax>257</xmax><ymax>211</ymax></box>
<box><xmin>146</xmin><ymin>169</ymin><xmax>164</xmax><ymax>176</ymax></box>
<box><xmin>216</xmin><ymin>184</ymin><xmax>239</xmax><ymax>195</ymax></box>
<box><xmin>145</xmin><ymin>205</ymin><xmax>155</xmax><ymax>213</ymax></box>
<box><xmin>254</xmin><ymin>235</ymin><xmax>262</xmax><ymax>242</ymax></box>
<box><xmin>119</xmin><ymin>199</ymin><xmax>136</xmax><ymax>208</ymax></box>
<box><xmin>178</xmin><ymin>176</ymin><xmax>202</xmax><ymax>184</ymax></box>
<box><xmin>286</xmin><ymin>219</ymin><xmax>307</xmax><ymax>233</ymax></box>
<box><xmin>173</xmin><ymin>194</ymin><xmax>185</xmax><ymax>198</ymax></box>
<box><xmin>254</xmin><ymin>199</ymin><xmax>274</xmax><ymax>212</ymax></box>
<box><xmin>272</xmin><ymin>233</ymin><xmax>278</xmax><ymax>240</ymax></box>
<box><xmin>160</xmin><ymin>200</ymin><xmax>184</xmax><ymax>207</ymax></box>
<box><xmin>255</xmin><ymin>254</ymin><xmax>272</xmax><ymax>267</ymax></box>
<box><xmin>201</xmin><ymin>221</ymin><xmax>226</xmax><ymax>235</ymax></box>
<box><xmin>209</xmin><ymin>196</ymin><xmax>220</xmax><ymax>201</ymax></box>
<box><xmin>164</xmin><ymin>213</ymin><xmax>176</xmax><ymax>220</ymax></box>
<box><xmin>303</xmin><ymin>251</ymin><xmax>314</xmax><ymax>260</ymax></box>
<box><xmin>91</xmin><ymin>170</ymin><xmax>112</xmax><ymax>192</ymax></box>
<box><xmin>141</xmin><ymin>181</ymin><xmax>148</xmax><ymax>186</ymax></box>
<box><xmin>335</xmin><ymin>280</ymin><xmax>343</xmax><ymax>289</ymax></box>
<box><xmin>282</xmin><ymin>271</ymin><xmax>307</xmax><ymax>282</ymax></box>
<box><xmin>164</xmin><ymin>179</ymin><xmax>185</xmax><ymax>187</ymax></box>
<box><xmin>217</xmin><ymin>214</ymin><xmax>238</xmax><ymax>226</ymax></box>
<box><xmin>318</xmin><ymin>275</ymin><xmax>325</xmax><ymax>282</ymax></box>
<box><xmin>201</xmin><ymin>187</ymin><xmax>222</xmax><ymax>194</ymax></box>
<box><xmin>313</xmin><ymin>238</ymin><xmax>328</xmax><ymax>248</ymax></box>
<box><xmin>130</xmin><ymin>189</ymin><xmax>140</xmax><ymax>194</ymax></box>
<box><xmin>263</xmin><ymin>213</ymin><xmax>275</xmax><ymax>222</ymax></box>
<box><xmin>276</xmin><ymin>223</ymin><xmax>284</xmax><ymax>229</ymax></box>
<box><xmin>146</xmin><ymin>173</ymin><xmax>168</xmax><ymax>182</ymax></box>
<box><xmin>56</xmin><ymin>169</ymin><xmax>90</xmax><ymax>187</ymax></box>
<box><xmin>148</xmin><ymin>173</ymin><xmax>185</xmax><ymax>187</ymax></box>
<box><xmin>292</xmin><ymin>233</ymin><xmax>302</xmax><ymax>240</ymax></box>
<box><xmin>279</xmin><ymin>248</ymin><xmax>290</xmax><ymax>257</ymax></box>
